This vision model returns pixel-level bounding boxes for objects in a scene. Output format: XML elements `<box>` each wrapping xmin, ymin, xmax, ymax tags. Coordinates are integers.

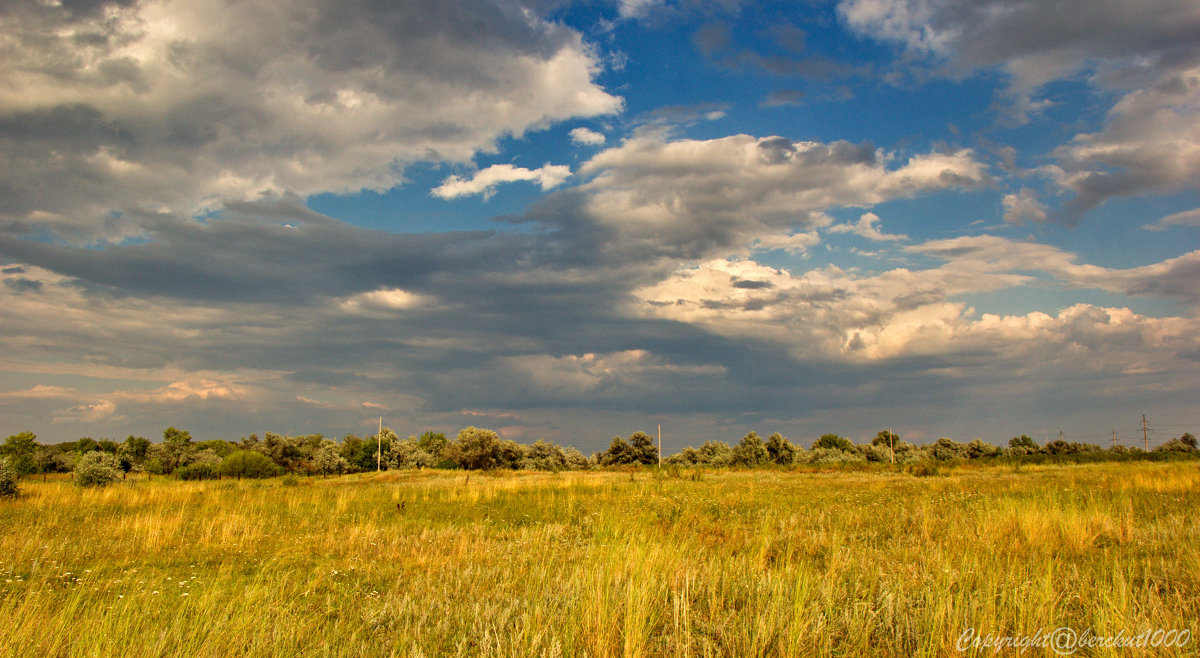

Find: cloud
<box><xmin>572</xmin><ymin>133</ymin><xmax>986</xmax><ymax>258</ymax></box>
<box><xmin>751</xmin><ymin>230</ymin><xmax>822</xmax><ymax>255</ymax></box>
<box><xmin>0</xmin><ymin>0</ymin><xmax>621</xmax><ymax>242</ymax></box>
<box><xmin>618</xmin><ymin>0</ymin><xmax>662</xmax><ymax>20</ymax></box>
<box><xmin>569</xmin><ymin>127</ymin><xmax>607</xmax><ymax>146</ymax></box>
<box><xmin>0</xmin><ymin>385</ymin><xmax>78</xmax><ymax>400</ymax></box>
<box><xmin>1146</xmin><ymin>207</ymin><xmax>1200</xmax><ymax>231</ymax></box>
<box><xmin>828</xmin><ymin>212</ymin><xmax>908</xmax><ymax>241</ymax></box>
<box><xmin>839</xmin><ymin>0</ymin><xmax>1200</xmax><ymax>211</ymax></box>
<box><xmin>1053</xmin><ymin>66</ymin><xmax>1200</xmax><ymax>215</ymax></box>
<box><xmin>52</xmin><ymin>400</ymin><xmax>121</xmax><ymax>424</ymax></box>
<box><xmin>838</xmin><ymin>0</ymin><xmax>1200</xmax><ymax>88</ymax></box>
<box><xmin>908</xmin><ymin>235</ymin><xmax>1200</xmax><ymax>305</ymax></box>
<box><xmin>1001</xmin><ymin>188</ymin><xmax>1048</xmax><ymax>225</ymax></box>
<box><xmin>762</xmin><ymin>89</ymin><xmax>807</xmax><ymax>107</ymax></box>
<box><xmin>432</xmin><ymin>164</ymin><xmax>573</xmax><ymax>201</ymax></box>
<box><xmin>631</xmin><ymin>249</ymin><xmax>1200</xmax><ymax>373</ymax></box>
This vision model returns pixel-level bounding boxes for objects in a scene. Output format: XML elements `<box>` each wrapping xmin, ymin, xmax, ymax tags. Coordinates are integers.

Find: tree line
<box><xmin>0</xmin><ymin>426</ymin><xmax>1196</xmax><ymax>494</ymax></box>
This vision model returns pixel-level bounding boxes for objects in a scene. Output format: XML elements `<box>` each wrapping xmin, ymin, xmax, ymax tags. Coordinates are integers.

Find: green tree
<box><xmin>74</xmin><ymin>452</ymin><xmax>123</xmax><ymax>487</ymax></box>
<box><xmin>311</xmin><ymin>439</ymin><xmax>349</xmax><ymax>476</ymax></box>
<box><xmin>259</xmin><ymin>432</ymin><xmax>302</xmax><ymax>472</ymax></box>
<box><xmin>0</xmin><ymin>457</ymin><xmax>18</xmax><ymax>498</ymax></box>
<box><xmin>813</xmin><ymin>434</ymin><xmax>853</xmax><ymax>452</ymax></box>
<box><xmin>628</xmin><ymin>431</ymin><xmax>658</xmax><ymax>465</ymax></box>
<box><xmin>731</xmin><ymin>431</ymin><xmax>770</xmax><ymax>467</ymax></box>
<box><xmin>598</xmin><ymin>436</ymin><xmax>637</xmax><ymax>466</ymax></box>
<box><xmin>122</xmin><ymin>435</ymin><xmax>150</xmax><ymax>462</ymax></box>
<box><xmin>417</xmin><ymin>431</ymin><xmax>448</xmax><ymax>457</ymax></box>
<box><xmin>219</xmin><ymin>450</ymin><xmax>280</xmax><ymax>479</ymax></box>
<box><xmin>1008</xmin><ymin>435</ymin><xmax>1039</xmax><ymax>456</ymax></box>
<box><xmin>389</xmin><ymin>436</ymin><xmax>435</xmax><ymax>469</ymax></box>
<box><xmin>162</xmin><ymin>427</ymin><xmax>193</xmax><ymax>472</ymax></box>
<box><xmin>930</xmin><ymin>438</ymin><xmax>969</xmax><ymax>461</ymax></box>
<box><xmin>697</xmin><ymin>440</ymin><xmax>733</xmax><ymax>466</ymax></box>
<box><xmin>966</xmin><ymin>439</ymin><xmax>1002</xmax><ymax>459</ymax></box>
<box><xmin>522</xmin><ymin>440</ymin><xmax>565</xmax><ymax>471</ymax></box>
<box><xmin>872</xmin><ymin>430</ymin><xmax>899</xmax><ymax>448</ymax></box>
<box><xmin>765</xmin><ymin>432</ymin><xmax>796</xmax><ymax>465</ymax></box>
<box><xmin>2</xmin><ymin>432</ymin><xmax>39</xmax><ymax>475</ymax></box>
<box><xmin>444</xmin><ymin>427</ymin><xmax>504</xmax><ymax>470</ymax></box>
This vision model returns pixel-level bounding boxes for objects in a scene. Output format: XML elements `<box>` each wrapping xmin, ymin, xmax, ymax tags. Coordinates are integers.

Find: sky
<box><xmin>1</xmin><ymin>0</ymin><xmax>1198</xmax><ymax>451</ymax></box>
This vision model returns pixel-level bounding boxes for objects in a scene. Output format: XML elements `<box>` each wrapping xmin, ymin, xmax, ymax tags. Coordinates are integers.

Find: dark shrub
<box><xmin>0</xmin><ymin>458</ymin><xmax>18</xmax><ymax>498</ymax></box>
<box><xmin>219</xmin><ymin>450</ymin><xmax>281</xmax><ymax>479</ymax></box>
<box><xmin>177</xmin><ymin>462</ymin><xmax>220</xmax><ymax>480</ymax></box>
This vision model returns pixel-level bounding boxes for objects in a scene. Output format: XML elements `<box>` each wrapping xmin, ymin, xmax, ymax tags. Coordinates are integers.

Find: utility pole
<box><xmin>889</xmin><ymin>427</ymin><xmax>894</xmax><ymax>465</ymax></box>
<box><xmin>377</xmin><ymin>416</ymin><xmax>383</xmax><ymax>472</ymax></box>
<box><xmin>1142</xmin><ymin>414</ymin><xmax>1149</xmax><ymax>452</ymax></box>
<box><xmin>1059</xmin><ymin>430</ymin><xmax>1064</xmax><ymax>443</ymax></box>
<box><xmin>657</xmin><ymin>424</ymin><xmax>662</xmax><ymax>468</ymax></box>
<box><xmin>1112</xmin><ymin>429</ymin><xmax>1117</xmax><ymax>449</ymax></box>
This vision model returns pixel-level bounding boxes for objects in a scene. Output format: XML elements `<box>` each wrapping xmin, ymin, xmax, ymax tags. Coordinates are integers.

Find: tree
<box><xmin>0</xmin><ymin>457</ymin><xmax>18</xmax><ymax>498</ymax></box>
<box><xmin>1181</xmin><ymin>433</ymin><xmax>1197</xmax><ymax>450</ymax></box>
<box><xmin>628</xmin><ymin>431</ymin><xmax>658</xmax><ymax>465</ymax></box>
<box><xmin>697</xmin><ymin>440</ymin><xmax>733</xmax><ymax>466</ymax></box>
<box><xmin>162</xmin><ymin>427</ymin><xmax>194</xmax><ymax>472</ymax></box>
<box><xmin>930</xmin><ymin>438</ymin><xmax>969</xmax><ymax>461</ymax></box>
<box><xmin>813</xmin><ymin>434</ymin><xmax>853</xmax><ymax>452</ymax></box>
<box><xmin>443</xmin><ymin>427</ymin><xmax>504</xmax><ymax>470</ymax></box>
<box><xmin>74</xmin><ymin>452</ymin><xmax>123</xmax><ymax>487</ymax></box>
<box><xmin>765</xmin><ymin>432</ymin><xmax>796</xmax><ymax>465</ymax></box>
<box><xmin>599</xmin><ymin>436</ymin><xmax>637</xmax><ymax>466</ymax></box>
<box><xmin>966</xmin><ymin>439</ymin><xmax>1001</xmax><ymax>459</ymax></box>
<box><xmin>122</xmin><ymin>435</ymin><xmax>150</xmax><ymax>464</ymax></box>
<box><xmin>417</xmin><ymin>431</ymin><xmax>448</xmax><ymax>457</ymax></box>
<box><xmin>389</xmin><ymin>436</ymin><xmax>435</xmax><ymax>469</ymax></box>
<box><xmin>523</xmin><ymin>440</ymin><xmax>567</xmax><ymax>471</ymax></box>
<box><xmin>311</xmin><ymin>439</ymin><xmax>350</xmax><ymax>475</ymax></box>
<box><xmin>731</xmin><ymin>432</ymin><xmax>769</xmax><ymax>467</ymax></box>
<box><xmin>219</xmin><ymin>450</ymin><xmax>280</xmax><ymax>479</ymax></box>
<box><xmin>871</xmin><ymin>430</ymin><xmax>899</xmax><ymax>448</ymax></box>
<box><xmin>2</xmin><ymin>432</ymin><xmax>39</xmax><ymax>476</ymax></box>
<box><xmin>1008</xmin><ymin>435</ymin><xmax>1039</xmax><ymax>456</ymax></box>
<box><xmin>258</xmin><ymin>432</ymin><xmax>302</xmax><ymax>472</ymax></box>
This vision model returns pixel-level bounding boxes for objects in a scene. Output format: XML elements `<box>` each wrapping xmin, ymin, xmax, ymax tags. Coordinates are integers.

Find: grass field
<box><xmin>1</xmin><ymin>462</ymin><xmax>1197</xmax><ymax>656</ymax></box>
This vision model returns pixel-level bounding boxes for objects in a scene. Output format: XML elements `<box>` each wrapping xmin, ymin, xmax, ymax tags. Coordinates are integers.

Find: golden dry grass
<box><xmin>0</xmin><ymin>462</ymin><xmax>1197</xmax><ymax>656</ymax></box>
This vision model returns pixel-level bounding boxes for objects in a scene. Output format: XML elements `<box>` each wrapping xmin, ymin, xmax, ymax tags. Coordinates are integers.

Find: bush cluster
<box><xmin>3</xmin><ymin>425</ymin><xmax>1196</xmax><ymax>485</ymax></box>
<box><xmin>74</xmin><ymin>452</ymin><xmax>123</xmax><ymax>487</ymax></box>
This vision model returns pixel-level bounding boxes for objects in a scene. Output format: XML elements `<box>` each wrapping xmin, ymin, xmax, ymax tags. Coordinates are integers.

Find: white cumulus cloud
<box><xmin>432</xmin><ymin>164</ymin><xmax>573</xmax><ymax>201</ymax></box>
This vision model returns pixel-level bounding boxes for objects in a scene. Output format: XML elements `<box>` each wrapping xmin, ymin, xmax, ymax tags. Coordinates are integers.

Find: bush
<box><xmin>389</xmin><ymin>437</ymin><xmax>436</xmax><ymax>469</ymax></box>
<box><xmin>176</xmin><ymin>462</ymin><xmax>220</xmax><ymax>480</ymax></box>
<box><xmin>813</xmin><ymin>434</ymin><xmax>854</xmax><ymax>452</ymax></box>
<box><xmin>74</xmin><ymin>452</ymin><xmax>123</xmax><ymax>487</ymax></box>
<box><xmin>443</xmin><ymin>427</ymin><xmax>505</xmax><ymax>470</ymax></box>
<box><xmin>906</xmin><ymin>463</ymin><xmax>940</xmax><ymax>477</ymax></box>
<box><xmin>0</xmin><ymin>458</ymin><xmax>19</xmax><ymax>498</ymax></box>
<box><xmin>864</xmin><ymin>445</ymin><xmax>893</xmax><ymax>463</ymax></box>
<box><xmin>806</xmin><ymin>447</ymin><xmax>866</xmax><ymax>465</ymax></box>
<box><xmin>730</xmin><ymin>432</ymin><xmax>770</xmax><ymax>467</ymax></box>
<box><xmin>219</xmin><ymin>450</ymin><xmax>280</xmax><ymax>479</ymax></box>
